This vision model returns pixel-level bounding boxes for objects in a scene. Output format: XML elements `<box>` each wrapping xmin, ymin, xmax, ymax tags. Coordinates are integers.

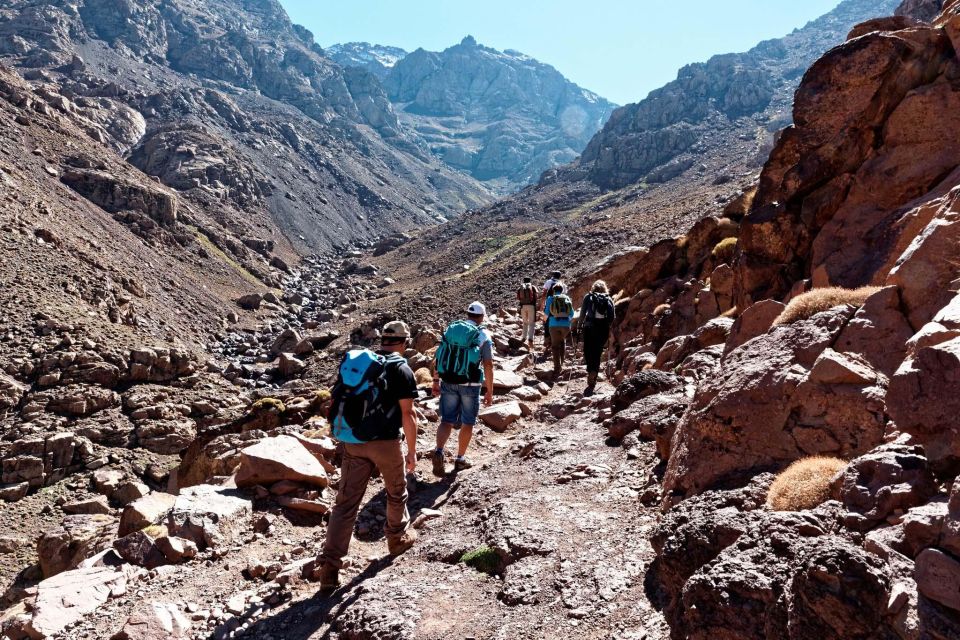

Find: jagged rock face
<box><xmin>381</xmin><ymin>36</ymin><xmax>616</xmax><ymax>193</ymax></box>
<box><xmin>0</xmin><ymin>0</ymin><xmax>492</xmax><ymax>251</ymax></box>
<box><xmin>735</xmin><ymin>8</ymin><xmax>960</xmax><ymax>308</ymax></box>
<box><xmin>326</xmin><ymin>42</ymin><xmax>408</xmax><ymax>81</ymax></box>
<box><xmin>575</xmin><ymin>0</ymin><xmax>900</xmax><ymax>190</ymax></box>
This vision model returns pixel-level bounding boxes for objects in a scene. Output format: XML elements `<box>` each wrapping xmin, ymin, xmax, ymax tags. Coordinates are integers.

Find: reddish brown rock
<box><xmin>834</xmin><ymin>286</ymin><xmax>914</xmax><ymax>375</ymax></box>
<box><xmin>724</xmin><ymin>299</ymin><xmax>785</xmax><ymax>354</ymax></box>
<box><xmin>478</xmin><ymin>401</ymin><xmax>522</xmax><ymax>432</ymax></box>
<box><xmin>235</xmin><ymin>435</ymin><xmax>328</xmax><ymax>489</ymax></box>
<box><xmin>915</xmin><ymin>548</ymin><xmax>960</xmax><ymax>612</ymax></box>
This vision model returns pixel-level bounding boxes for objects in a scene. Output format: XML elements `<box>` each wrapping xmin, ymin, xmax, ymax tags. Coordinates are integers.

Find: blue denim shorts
<box><xmin>439</xmin><ymin>382</ymin><xmax>481</xmax><ymax>427</ymax></box>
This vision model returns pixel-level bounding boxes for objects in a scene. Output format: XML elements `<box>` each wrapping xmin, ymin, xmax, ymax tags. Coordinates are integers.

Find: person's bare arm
<box><xmin>399</xmin><ymin>398</ymin><xmax>418</xmax><ymax>473</ymax></box>
<box><xmin>483</xmin><ymin>359</ymin><xmax>494</xmax><ymax>406</ymax></box>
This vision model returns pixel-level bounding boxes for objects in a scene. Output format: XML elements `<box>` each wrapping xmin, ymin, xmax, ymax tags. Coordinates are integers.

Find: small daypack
<box><xmin>517</xmin><ymin>283</ymin><xmax>536</xmax><ymax>305</ymax></box>
<box><xmin>435</xmin><ymin>320</ymin><xmax>484</xmax><ymax>384</ymax></box>
<box><xmin>583</xmin><ymin>293</ymin><xmax>615</xmax><ymax>326</ymax></box>
<box><xmin>329</xmin><ymin>349</ymin><xmax>404</xmax><ymax>443</ymax></box>
<box><xmin>549</xmin><ymin>294</ymin><xmax>574</xmax><ymax>319</ymax></box>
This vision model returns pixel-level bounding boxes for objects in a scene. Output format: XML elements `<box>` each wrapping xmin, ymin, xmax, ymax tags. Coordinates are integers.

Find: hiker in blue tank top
<box><xmin>431</xmin><ymin>301</ymin><xmax>494</xmax><ymax>476</ymax></box>
<box><xmin>544</xmin><ymin>283</ymin><xmax>574</xmax><ymax>378</ymax></box>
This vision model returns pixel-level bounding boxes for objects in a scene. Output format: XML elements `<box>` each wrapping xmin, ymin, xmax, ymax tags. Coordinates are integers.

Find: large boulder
<box><xmin>887</xmin><ymin>335</ymin><xmax>960</xmax><ymax>470</ymax></box>
<box><xmin>37</xmin><ymin>514</ymin><xmax>116</xmax><ymax>578</ymax></box>
<box><xmin>234</xmin><ymin>435</ymin><xmax>329</xmax><ymax>489</ymax></box>
<box><xmin>478</xmin><ymin>401</ymin><xmax>522</xmax><ymax>432</ymax></box>
<box><xmin>112</xmin><ymin>602</ymin><xmax>191</xmax><ymax>640</ymax></box>
<box><xmin>664</xmin><ymin>307</ymin><xmax>887</xmax><ymax>500</ymax></box>
<box><xmin>165</xmin><ymin>484</ymin><xmax>252</xmax><ymax>549</ymax></box>
<box><xmin>119</xmin><ymin>492</ymin><xmax>177</xmax><ymax>537</ymax></box>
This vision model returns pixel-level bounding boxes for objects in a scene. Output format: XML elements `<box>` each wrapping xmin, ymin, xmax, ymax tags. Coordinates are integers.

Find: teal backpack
<box><xmin>329</xmin><ymin>349</ymin><xmax>404</xmax><ymax>443</ymax></box>
<box><xmin>435</xmin><ymin>321</ymin><xmax>484</xmax><ymax>385</ymax></box>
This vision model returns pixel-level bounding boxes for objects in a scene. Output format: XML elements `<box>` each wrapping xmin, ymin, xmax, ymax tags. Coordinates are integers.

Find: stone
<box><xmin>113</xmin><ymin>602</ymin><xmax>191</xmax><ymax>639</ymax></box>
<box><xmin>611</xmin><ymin>370</ymin><xmax>683</xmax><ymax>414</ymax></box>
<box><xmin>839</xmin><ymin>442</ymin><xmax>938</xmax><ymax>531</ymax></box>
<box><xmin>0</xmin><ymin>481</ymin><xmax>29</xmax><ymax>502</ymax></box>
<box><xmin>62</xmin><ymin>495</ymin><xmax>112</xmax><ymax>515</ymax></box>
<box><xmin>119</xmin><ymin>492</ymin><xmax>177</xmax><ymax>537</ymax></box>
<box><xmin>887</xmin><ymin>336</ymin><xmax>960</xmax><ymax>469</ymax></box>
<box><xmin>166</xmin><ymin>484</ymin><xmax>252</xmax><ymax>549</ymax></box>
<box><xmin>38</xmin><ymin>514</ymin><xmax>115</xmax><ymax>578</ymax></box>
<box><xmin>113</xmin><ymin>480</ymin><xmax>150</xmax><ymax>506</ymax></box>
<box><xmin>478</xmin><ymin>401</ymin><xmax>522</xmax><ymax>432</ymax></box>
<box><xmin>724</xmin><ymin>299</ymin><xmax>786</xmax><ymax>354</ymax></box>
<box><xmin>236</xmin><ymin>293</ymin><xmax>263</xmax><ymax>310</ymax></box>
<box><xmin>834</xmin><ymin>286</ymin><xmax>914</xmax><ymax>375</ymax></box>
<box><xmin>276</xmin><ymin>353</ymin><xmax>306</xmax><ymax>377</ymax></box>
<box><xmin>269</xmin><ymin>329</ymin><xmax>302</xmax><ymax>356</ymax></box>
<box><xmin>492</xmin><ymin>370</ymin><xmax>523</xmax><ymax>391</ymax></box>
<box><xmin>916</xmin><ymin>548</ymin><xmax>960</xmax><ymax>612</ymax></box>
<box><xmin>275</xmin><ymin>495</ymin><xmax>330</xmax><ymax>514</ymax></box>
<box><xmin>114</xmin><ymin>529</ymin><xmax>167</xmax><ymax>568</ymax></box>
<box><xmin>606</xmin><ymin>390</ymin><xmax>690</xmax><ymax>459</ymax></box>
<box><xmin>25</xmin><ymin>566</ymin><xmax>134</xmax><ymax>638</ymax></box>
<box><xmin>664</xmin><ymin>306</ymin><xmax>887</xmax><ymax>500</ymax></box>
<box><xmin>92</xmin><ymin>468</ymin><xmax>124</xmax><ymax>498</ymax></box>
<box><xmin>155</xmin><ymin>535</ymin><xmax>198</xmax><ymax>563</ymax></box>
<box><xmin>235</xmin><ymin>435</ymin><xmax>329</xmax><ymax>489</ymax></box>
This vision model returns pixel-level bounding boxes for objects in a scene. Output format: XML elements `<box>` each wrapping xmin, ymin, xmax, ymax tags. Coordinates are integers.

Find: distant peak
<box><xmin>460</xmin><ymin>35</ymin><xmax>478</xmax><ymax>47</ymax></box>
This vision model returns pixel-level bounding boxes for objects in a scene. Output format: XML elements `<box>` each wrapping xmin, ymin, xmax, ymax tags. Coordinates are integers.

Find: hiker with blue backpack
<box><xmin>317</xmin><ymin>321</ymin><xmax>420</xmax><ymax>593</ymax></box>
<box><xmin>431</xmin><ymin>301</ymin><xmax>495</xmax><ymax>476</ymax></box>
<box><xmin>577</xmin><ymin>280</ymin><xmax>616</xmax><ymax>396</ymax></box>
<box><xmin>544</xmin><ymin>283</ymin><xmax>575</xmax><ymax>378</ymax></box>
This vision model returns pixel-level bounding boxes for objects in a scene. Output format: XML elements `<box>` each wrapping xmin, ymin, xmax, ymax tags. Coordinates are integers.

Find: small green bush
<box><xmin>767</xmin><ymin>456</ymin><xmax>847</xmax><ymax>511</ymax></box>
<box><xmin>711</xmin><ymin>237</ymin><xmax>738</xmax><ymax>264</ymax></box>
<box><xmin>459</xmin><ymin>546</ymin><xmax>501</xmax><ymax>575</ymax></box>
<box><xmin>774</xmin><ymin>286</ymin><xmax>880</xmax><ymax>326</ymax></box>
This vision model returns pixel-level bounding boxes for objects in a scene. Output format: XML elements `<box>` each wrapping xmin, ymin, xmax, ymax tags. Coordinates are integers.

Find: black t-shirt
<box><xmin>377</xmin><ymin>351</ymin><xmax>418</xmax><ymax>439</ymax></box>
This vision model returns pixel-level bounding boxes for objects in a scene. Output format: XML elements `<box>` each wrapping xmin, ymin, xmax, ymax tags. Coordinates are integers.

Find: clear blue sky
<box><xmin>279</xmin><ymin>0</ymin><xmax>841</xmax><ymax>105</ymax></box>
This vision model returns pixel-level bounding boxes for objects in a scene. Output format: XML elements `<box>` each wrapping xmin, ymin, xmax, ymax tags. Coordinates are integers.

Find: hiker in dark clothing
<box><xmin>578</xmin><ymin>280</ymin><xmax>616</xmax><ymax>396</ymax></box>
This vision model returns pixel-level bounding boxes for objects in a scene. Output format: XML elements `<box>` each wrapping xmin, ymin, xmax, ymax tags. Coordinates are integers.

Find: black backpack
<box><xmin>582</xmin><ymin>293</ymin><xmax>615</xmax><ymax>327</ymax></box>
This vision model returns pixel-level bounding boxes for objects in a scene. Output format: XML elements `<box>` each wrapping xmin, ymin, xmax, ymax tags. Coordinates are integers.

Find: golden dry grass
<box><xmin>415</xmin><ymin>367</ymin><xmax>433</xmax><ymax>386</ymax></box>
<box><xmin>766</xmin><ymin>456</ymin><xmax>847</xmax><ymax>511</ymax></box>
<box><xmin>773</xmin><ymin>286</ymin><xmax>880</xmax><ymax>326</ymax></box>
<box><xmin>711</xmin><ymin>237</ymin><xmax>738</xmax><ymax>264</ymax></box>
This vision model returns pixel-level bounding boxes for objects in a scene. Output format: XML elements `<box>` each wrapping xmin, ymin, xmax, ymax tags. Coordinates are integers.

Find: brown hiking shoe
<box><xmin>431</xmin><ymin>450</ymin><xmax>446</xmax><ymax>477</ymax></box>
<box><xmin>454</xmin><ymin>456</ymin><xmax>474</xmax><ymax>472</ymax></box>
<box><xmin>387</xmin><ymin>529</ymin><xmax>418</xmax><ymax>556</ymax></box>
<box><xmin>317</xmin><ymin>563</ymin><xmax>340</xmax><ymax>594</ymax></box>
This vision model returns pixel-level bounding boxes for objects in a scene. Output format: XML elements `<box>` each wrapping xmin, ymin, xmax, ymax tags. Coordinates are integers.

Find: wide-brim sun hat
<box><xmin>467</xmin><ymin>301</ymin><xmax>486</xmax><ymax>316</ymax></box>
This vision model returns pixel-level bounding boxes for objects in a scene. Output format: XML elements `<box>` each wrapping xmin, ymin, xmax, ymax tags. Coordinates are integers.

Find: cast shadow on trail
<box><xmin>242</xmin><ymin>474</ymin><xmax>462</xmax><ymax>638</ymax></box>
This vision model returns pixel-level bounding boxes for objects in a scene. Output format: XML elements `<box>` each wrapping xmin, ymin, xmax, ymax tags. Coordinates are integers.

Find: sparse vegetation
<box><xmin>773</xmin><ymin>286</ymin><xmax>880</xmax><ymax>326</ymax></box>
<box><xmin>185</xmin><ymin>224</ymin><xmax>262</xmax><ymax>287</ymax></box>
<box><xmin>711</xmin><ymin>237</ymin><xmax>738</xmax><ymax>264</ymax></box>
<box><xmin>251</xmin><ymin>397</ymin><xmax>286</xmax><ymax>413</ymax></box>
<box><xmin>459</xmin><ymin>545</ymin><xmax>502</xmax><ymax>575</ymax></box>
<box><xmin>766</xmin><ymin>456</ymin><xmax>847</xmax><ymax>511</ymax></box>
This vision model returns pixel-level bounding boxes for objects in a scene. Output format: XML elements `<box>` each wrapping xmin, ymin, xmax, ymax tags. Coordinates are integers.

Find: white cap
<box><xmin>467</xmin><ymin>301</ymin><xmax>486</xmax><ymax>316</ymax></box>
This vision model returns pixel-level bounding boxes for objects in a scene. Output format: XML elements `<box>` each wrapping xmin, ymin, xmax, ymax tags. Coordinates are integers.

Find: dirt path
<box><xmin>241</xmin><ymin>372</ymin><xmax>667</xmax><ymax>640</ymax></box>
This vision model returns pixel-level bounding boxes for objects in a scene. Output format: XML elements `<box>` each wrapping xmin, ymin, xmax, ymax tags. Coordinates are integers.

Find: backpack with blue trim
<box><xmin>549</xmin><ymin>294</ymin><xmax>574</xmax><ymax>319</ymax></box>
<box><xmin>329</xmin><ymin>349</ymin><xmax>404</xmax><ymax>443</ymax></box>
<box><xmin>435</xmin><ymin>320</ymin><xmax>484</xmax><ymax>384</ymax></box>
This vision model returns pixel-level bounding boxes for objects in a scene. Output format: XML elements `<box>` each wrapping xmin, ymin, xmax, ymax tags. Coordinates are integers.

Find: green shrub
<box><xmin>459</xmin><ymin>545</ymin><xmax>501</xmax><ymax>575</ymax></box>
<box><xmin>766</xmin><ymin>456</ymin><xmax>847</xmax><ymax>511</ymax></box>
<box><xmin>711</xmin><ymin>237</ymin><xmax>738</xmax><ymax>264</ymax></box>
<box><xmin>774</xmin><ymin>286</ymin><xmax>880</xmax><ymax>326</ymax></box>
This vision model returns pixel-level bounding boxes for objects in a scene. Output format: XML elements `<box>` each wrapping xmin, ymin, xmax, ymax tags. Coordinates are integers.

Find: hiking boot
<box><xmin>317</xmin><ymin>563</ymin><xmax>340</xmax><ymax>594</ymax></box>
<box><xmin>583</xmin><ymin>386</ymin><xmax>595</xmax><ymax>397</ymax></box>
<box><xmin>387</xmin><ymin>529</ymin><xmax>418</xmax><ymax>556</ymax></box>
<box><xmin>431</xmin><ymin>450</ymin><xmax>446</xmax><ymax>477</ymax></box>
<box><xmin>454</xmin><ymin>456</ymin><xmax>474</xmax><ymax>471</ymax></box>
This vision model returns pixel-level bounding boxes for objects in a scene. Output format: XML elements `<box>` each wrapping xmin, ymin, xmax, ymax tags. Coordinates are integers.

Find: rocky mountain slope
<box><xmin>325</xmin><ymin>42</ymin><xmax>408</xmax><ymax>81</ymax></box>
<box><xmin>378</xmin><ymin>36</ymin><xmax>617</xmax><ymax>193</ymax></box>
<box><xmin>0</xmin><ymin>0</ymin><xmax>491</xmax><ymax>253</ymax></box>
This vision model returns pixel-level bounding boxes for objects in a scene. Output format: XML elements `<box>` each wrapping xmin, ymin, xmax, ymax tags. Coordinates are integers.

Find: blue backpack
<box><xmin>435</xmin><ymin>321</ymin><xmax>484</xmax><ymax>385</ymax></box>
<box><xmin>329</xmin><ymin>349</ymin><xmax>403</xmax><ymax>443</ymax></box>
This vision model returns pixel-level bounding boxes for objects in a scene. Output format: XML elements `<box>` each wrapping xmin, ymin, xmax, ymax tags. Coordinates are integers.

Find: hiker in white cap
<box><xmin>431</xmin><ymin>301</ymin><xmax>494</xmax><ymax>475</ymax></box>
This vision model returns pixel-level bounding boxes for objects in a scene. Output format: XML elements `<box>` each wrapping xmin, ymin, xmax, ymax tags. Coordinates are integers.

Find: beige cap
<box><xmin>382</xmin><ymin>320</ymin><xmax>410</xmax><ymax>339</ymax></box>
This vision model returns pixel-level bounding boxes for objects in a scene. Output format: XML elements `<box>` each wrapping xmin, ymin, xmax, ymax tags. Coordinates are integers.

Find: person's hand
<box><xmin>484</xmin><ymin>388</ymin><xmax>494</xmax><ymax>406</ymax></box>
<box><xmin>405</xmin><ymin>452</ymin><xmax>417</xmax><ymax>474</ymax></box>
<box><xmin>432</xmin><ymin>378</ymin><xmax>441</xmax><ymax>398</ymax></box>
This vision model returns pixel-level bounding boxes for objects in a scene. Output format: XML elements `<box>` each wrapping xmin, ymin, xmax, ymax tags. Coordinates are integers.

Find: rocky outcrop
<box><xmin>382</xmin><ymin>36</ymin><xmax>616</xmax><ymax>192</ymax></box>
<box><xmin>326</xmin><ymin>42</ymin><xmax>408</xmax><ymax>81</ymax></box>
<box><xmin>576</xmin><ymin>0</ymin><xmax>900</xmax><ymax>190</ymax></box>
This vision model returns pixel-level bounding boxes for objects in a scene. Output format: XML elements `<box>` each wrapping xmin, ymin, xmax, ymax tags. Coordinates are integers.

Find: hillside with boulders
<box><xmin>3</xmin><ymin>0</ymin><xmax>960</xmax><ymax>639</ymax></box>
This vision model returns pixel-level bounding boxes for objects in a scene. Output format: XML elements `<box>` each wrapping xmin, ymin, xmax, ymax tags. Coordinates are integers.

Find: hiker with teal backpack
<box><xmin>578</xmin><ymin>280</ymin><xmax>616</xmax><ymax>396</ymax></box>
<box><xmin>431</xmin><ymin>301</ymin><xmax>495</xmax><ymax>476</ymax></box>
<box><xmin>317</xmin><ymin>321</ymin><xmax>419</xmax><ymax>593</ymax></box>
<box><xmin>544</xmin><ymin>283</ymin><xmax>574</xmax><ymax>378</ymax></box>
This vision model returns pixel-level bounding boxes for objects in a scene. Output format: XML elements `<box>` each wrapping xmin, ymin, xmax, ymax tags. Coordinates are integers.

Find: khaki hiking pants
<box><xmin>520</xmin><ymin>304</ymin><xmax>536</xmax><ymax>343</ymax></box>
<box><xmin>320</xmin><ymin>439</ymin><xmax>409</xmax><ymax>569</ymax></box>
<box><xmin>550</xmin><ymin>326</ymin><xmax>570</xmax><ymax>373</ymax></box>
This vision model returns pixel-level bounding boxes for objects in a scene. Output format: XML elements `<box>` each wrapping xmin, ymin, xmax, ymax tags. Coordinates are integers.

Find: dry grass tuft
<box><xmin>766</xmin><ymin>456</ymin><xmax>847</xmax><ymax>511</ymax></box>
<box><xmin>711</xmin><ymin>237</ymin><xmax>738</xmax><ymax>264</ymax></box>
<box><xmin>773</xmin><ymin>286</ymin><xmax>880</xmax><ymax>326</ymax></box>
